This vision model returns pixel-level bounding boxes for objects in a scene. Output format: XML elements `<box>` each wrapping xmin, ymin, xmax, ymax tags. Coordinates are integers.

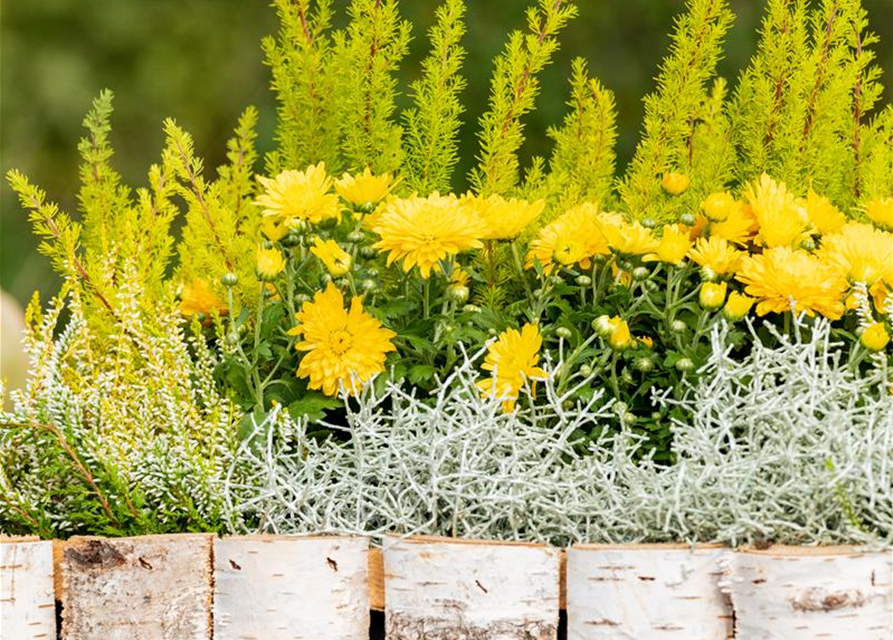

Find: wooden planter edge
<box><xmin>1</xmin><ymin>534</ymin><xmax>888</xmax><ymax>612</ymax></box>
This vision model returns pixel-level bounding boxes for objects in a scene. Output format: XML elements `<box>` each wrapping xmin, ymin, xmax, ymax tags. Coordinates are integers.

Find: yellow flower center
<box><xmin>329</xmin><ymin>329</ymin><xmax>353</xmax><ymax>355</ymax></box>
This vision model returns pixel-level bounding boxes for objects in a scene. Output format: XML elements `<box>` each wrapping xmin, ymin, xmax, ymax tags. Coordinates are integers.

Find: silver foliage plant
<box><xmin>225</xmin><ymin>319</ymin><xmax>893</xmax><ymax>546</ymax></box>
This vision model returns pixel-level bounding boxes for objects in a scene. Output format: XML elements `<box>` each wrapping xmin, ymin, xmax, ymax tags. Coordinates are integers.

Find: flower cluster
<box><xmin>193</xmin><ymin>163</ymin><xmax>891</xmax><ymax>446</ymax></box>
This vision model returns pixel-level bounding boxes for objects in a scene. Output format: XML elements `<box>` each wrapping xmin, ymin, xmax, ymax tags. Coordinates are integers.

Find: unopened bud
<box><xmin>221</xmin><ymin>272</ymin><xmax>239</xmax><ymax>288</ymax></box>
<box><xmin>447</xmin><ymin>284</ymin><xmax>470</xmax><ymax>303</ymax></box>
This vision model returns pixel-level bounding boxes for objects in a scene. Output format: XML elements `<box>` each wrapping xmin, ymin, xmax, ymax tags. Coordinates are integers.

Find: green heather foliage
<box><xmin>401</xmin><ymin>0</ymin><xmax>468</xmax><ymax>195</ymax></box>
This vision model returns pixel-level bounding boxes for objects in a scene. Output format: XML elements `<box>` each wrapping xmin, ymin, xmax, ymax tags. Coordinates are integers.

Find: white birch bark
<box><xmin>383</xmin><ymin>535</ymin><xmax>560</xmax><ymax>640</ymax></box>
<box><xmin>213</xmin><ymin>535</ymin><xmax>369</xmax><ymax>640</ymax></box>
<box><xmin>61</xmin><ymin>533</ymin><xmax>213</xmax><ymax>640</ymax></box>
<box><xmin>727</xmin><ymin>546</ymin><xmax>892</xmax><ymax>640</ymax></box>
<box><xmin>0</xmin><ymin>540</ymin><xmax>56</xmax><ymax>640</ymax></box>
<box><xmin>566</xmin><ymin>544</ymin><xmax>732</xmax><ymax>640</ymax></box>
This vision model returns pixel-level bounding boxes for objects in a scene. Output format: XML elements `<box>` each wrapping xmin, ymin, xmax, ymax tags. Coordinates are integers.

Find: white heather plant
<box><xmin>225</xmin><ymin>319</ymin><xmax>892</xmax><ymax>546</ymax></box>
<box><xmin>0</xmin><ymin>294</ymin><xmax>240</xmax><ymax>537</ymax></box>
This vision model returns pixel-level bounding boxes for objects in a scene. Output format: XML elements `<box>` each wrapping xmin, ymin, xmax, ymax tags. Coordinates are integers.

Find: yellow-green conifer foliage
<box><xmin>470</xmin><ymin>0</ymin><xmax>579</xmax><ymax>197</ymax></box>
<box><xmin>402</xmin><ymin>0</ymin><xmax>468</xmax><ymax>195</ymax></box>
<box><xmin>546</xmin><ymin>58</ymin><xmax>618</xmax><ymax>212</ymax></box>
<box><xmin>620</xmin><ymin>0</ymin><xmax>735</xmax><ymax>222</ymax></box>
<box><xmin>732</xmin><ymin>0</ymin><xmax>889</xmax><ymax>207</ymax></box>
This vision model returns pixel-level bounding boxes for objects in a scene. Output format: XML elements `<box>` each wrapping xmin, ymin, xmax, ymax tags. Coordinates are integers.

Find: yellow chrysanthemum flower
<box><xmin>736</xmin><ymin>247</ymin><xmax>847</xmax><ymax>319</ymax></box>
<box><xmin>864</xmin><ymin>197</ymin><xmax>893</xmax><ymax>230</ymax></box>
<box><xmin>871</xmin><ymin>279</ymin><xmax>893</xmax><ymax>314</ymax></box>
<box><xmin>602</xmin><ymin>219</ymin><xmax>660</xmax><ymax>256</ymax></box>
<box><xmin>179</xmin><ymin>279</ymin><xmax>227</xmax><ymax>318</ymax></box>
<box><xmin>371</xmin><ymin>194</ymin><xmax>486</xmax><ymax>278</ymax></box>
<box><xmin>288</xmin><ymin>283</ymin><xmax>396</xmax><ymax>396</ymax></box>
<box><xmin>254</xmin><ymin>163</ymin><xmax>341</xmax><ymax>226</ymax></box>
<box><xmin>256</xmin><ymin>247</ymin><xmax>286</xmax><ymax>280</ymax></box>
<box><xmin>723</xmin><ymin>291</ymin><xmax>755</xmax><ymax>321</ymax></box>
<box><xmin>709</xmin><ymin>203</ymin><xmax>759</xmax><ymax>246</ymax></box>
<box><xmin>526</xmin><ymin>203</ymin><xmax>611</xmax><ymax>273</ymax></box>
<box><xmin>661</xmin><ymin>172</ymin><xmax>690</xmax><ymax>196</ymax></box>
<box><xmin>805</xmin><ymin>189</ymin><xmax>846</xmax><ymax>235</ymax></box>
<box><xmin>744</xmin><ymin>173</ymin><xmax>810</xmax><ymax>248</ymax></box>
<box><xmin>466</xmin><ymin>194</ymin><xmax>545</xmax><ymax>240</ymax></box>
<box><xmin>861</xmin><ymin>322</ymin><xmax>890</xmax><ymax>352</ymax></box>
<box><xmin>477</xmin><ymin>323</ymin><xmax>548</xmax><ymax>412</ymax></box>
<box><xmin>818</xmin><ymin>222</ymin><xmax>893</xmax><ymax>285</ymax></box>
<box><xmin>688</xmin><ymin>236</ymin><xmax>742</xmax><ymax>279</ymax></box>
<box><xmin>335</xmin><ymin>168</ymin><xmax>398</xmax><ymax>209</ymax></box>
<box><xmin>699</xmin><ymin>281</ymin><xmax>727</xmax><ymax>310</ymax></box>
<box><xmin>644</xmin><ymin>224</ymin><xmax>692</xmax><ymax>265</ymax></box>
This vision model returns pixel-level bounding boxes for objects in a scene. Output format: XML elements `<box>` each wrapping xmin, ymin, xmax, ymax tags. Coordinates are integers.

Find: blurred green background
<box><xmin>2</xmin><ymin>0</ymin><xmax>891</xmax><ymax>306</ymax></box>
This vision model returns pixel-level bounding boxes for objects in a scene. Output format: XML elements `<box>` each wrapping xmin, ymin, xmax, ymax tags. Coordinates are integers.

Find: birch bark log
<box><xmin>383</xmin><ymin>535</ymin><xmax>560</xmax><ymax>640</ymax></box>
<box><xmin>0</xmin><ymin>538</ymin><xmax>56</xmax><ymax>640</ymax></box>
<box><xmin>727</xmin><ymin>546</ymin><xmax>892</xmax><ymax>640</ymax></box>
<box><xmin>213</xmin><ymin>535</ymin><xmax>369</xmax><ymax>640</ymax></box>
<box><xmin>566</xmin><ymin>544</ymin><xmax>733</xmax><ymax>640</ymax></box>
<box><xmin>60</xmin><ymin>534</ymin><xmax>213</xmax><ymax>640</ymax></box>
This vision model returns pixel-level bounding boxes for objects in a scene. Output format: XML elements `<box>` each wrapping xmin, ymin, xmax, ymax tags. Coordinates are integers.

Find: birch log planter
<box><xmin>383</xmin><ymin>535</ymin><xmax>561</xmax><ymax>640</ymax></box>
<box><xmin>3</xmin><ymin>534</ymin><xmax>893</xmax><ymax>639</ymax></box>
<box><xmin>726</xmin><ymin>546</ymin><xmax>893</xmax><ymax>640</ymax></box>
<box><xmin>566</xmin><ymin>543</ymin><xmax>733</xmax><ymax>640</ymax></box>
<box><xmin>0</xmin><ymin>537</ymin><xmax>56</xmax><ymax>640</ymax></box>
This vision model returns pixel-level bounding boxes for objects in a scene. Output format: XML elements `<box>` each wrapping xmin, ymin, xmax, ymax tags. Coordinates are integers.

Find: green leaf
<box><xmin>288</xmin><ymin>393</ymin><xmax>343</xmax><ymax>423</ymax></box>
<box><xmin>408</xmin><ymin>364</ymin><xmax>437</xmax><ymax>385</ymax></box>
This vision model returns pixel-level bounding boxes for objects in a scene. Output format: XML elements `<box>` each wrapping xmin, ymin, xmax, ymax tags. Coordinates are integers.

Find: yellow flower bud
<box><xmin>699</xmin><ymin>281</ymin><xmax>727</xmax><ymax>310</ymax></box>
<box><xmin>864</xmin><ymin>197</ymin><xmax>893</xmax><ymax>231</ymax></box>
<box><xmin>702</xmin><ymin>191</ymin><xmax>736</xmax><ymax>222</ymax></box>
<box><xmin>661</xmin><ymin>172</ymin><xmax>690</xmax><ymax>196</ymax></box>
<box><xmin>310</xmin><ymin>237</ymin><xmax>352</xmax><ymax>277</ymax></box>
<box><xmin>256</xmin><ymin>247</ymin><xmax>286</xmax><ymax>280</ymax></box>
<box><xmin>861</xmin><ymin>322</ymin><xmax>890</xmax><ymax>351</ymax></box>
<box><xmin>723</xmin><ymin>291</ymin><xmax>755</xmax><ymax>321</ymax></box>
